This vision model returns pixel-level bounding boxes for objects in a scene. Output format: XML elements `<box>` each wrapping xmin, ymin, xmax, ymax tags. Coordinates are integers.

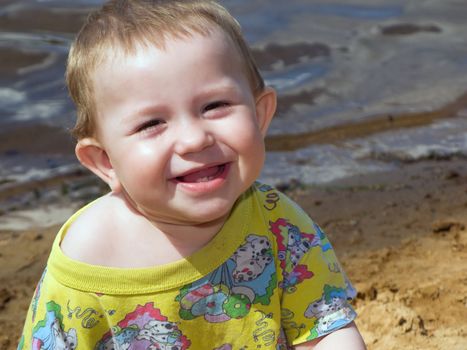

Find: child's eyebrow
<box><xmin>121</xmin><ymin>104</ymin><xmax>168</xmax><ymax>125</ymax></box>
<box><xmin>138</xmin><ymin>105</ymin><xmax>167</xmax><ymax>119</ymax></box>
<box><xmin>196</xmin><ymin>83</ymin><xmax>243</xmax><ymax>99</ymax></box>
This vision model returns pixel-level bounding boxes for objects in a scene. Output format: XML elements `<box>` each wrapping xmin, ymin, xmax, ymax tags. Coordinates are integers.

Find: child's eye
<box><xmin>136</xmin><ymin>119</ymin><xmax>165</xmax><ymax>134</ymax></box>
<box><xmin>203</xmin><ymin>101</ymin><xmax>230</xmax><ymax>113</ymax></box>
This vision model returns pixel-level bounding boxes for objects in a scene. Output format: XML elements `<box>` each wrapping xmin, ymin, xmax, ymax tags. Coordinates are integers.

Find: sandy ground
<box><xmin>0</xmin><ymin>158</ymin><xmax>466</xmax><ymax>349</ymax></box>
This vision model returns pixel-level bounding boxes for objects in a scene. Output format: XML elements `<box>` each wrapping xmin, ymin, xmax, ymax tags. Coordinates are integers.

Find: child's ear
<box><xmin>75</xmin><ymin>138</ymin><xmax>122</xmax><ymax>193</ymax></box>
<box><xmin>255</xmin><ymin>87</ymin><xmax>277</xmax><ymax>137</ymax></box>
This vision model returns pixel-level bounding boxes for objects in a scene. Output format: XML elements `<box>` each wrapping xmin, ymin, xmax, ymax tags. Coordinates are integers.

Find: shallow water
<box><xmin>1</xmin><ymin>0</ymin><xmax>467</xmax><ymax>190</ymax></box>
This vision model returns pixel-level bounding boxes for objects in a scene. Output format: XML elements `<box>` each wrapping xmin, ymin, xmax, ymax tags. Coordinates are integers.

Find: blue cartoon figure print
<box><xmin>304</xmin><ymin>285</ymin><xmax>356</xmax><ymax>339</ymax></box>
<box><xmin>31</xmin><ymin>301</ymin><xmax>78</xmax><ymax>350</ymax></box>
<box><xmin>176</xmin><ymin>234</ymin><xmax>277</xmax><ymax>323</ymax></box>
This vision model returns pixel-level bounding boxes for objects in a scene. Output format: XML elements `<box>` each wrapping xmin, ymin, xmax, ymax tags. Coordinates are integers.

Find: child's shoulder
<box><xmin>252</xmin><ymin>181</ymin><xmax>309</xmax><ymax>216</ymax></box>
<box><xmin>60</xmin><ymin>193</ymin><xmax>125</xmax><ymax>265</ymax></box>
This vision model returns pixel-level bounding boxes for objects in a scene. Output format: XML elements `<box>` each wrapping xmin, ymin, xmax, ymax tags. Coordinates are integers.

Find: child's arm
<box><xmin>294</xmin><ymin>322</ymin><xmax>366</xmax><ymax>350</ymax></box>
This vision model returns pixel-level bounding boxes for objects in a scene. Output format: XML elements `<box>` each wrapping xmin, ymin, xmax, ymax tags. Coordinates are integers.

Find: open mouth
<box><xmin>175</xmin><ymin>164</ymin><xmax>227</xmax><ymax>183</ymax></box>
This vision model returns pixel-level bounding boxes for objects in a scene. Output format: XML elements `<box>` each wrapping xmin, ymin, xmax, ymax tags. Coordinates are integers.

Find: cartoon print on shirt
<box><xmin>312</xmin><ymin>223</ymin><xmax>341</xmax><ymax>273</ymax></box>
<box><xmin>232</xmin><ymin>234</ymin><xmax>273</xmax><ymax>282</ymax></box>
<box><xmin>308</xmin><ymin>308</ymin><xmax>355</xmax><ymax>340</ymax></box>
<box><xmin>238</xmin><ymin>310</ymin><xmax>289</xmax><ymax>349</ymax></box>
<box><xmin>214</xmin><ymin>345</ymin><xmax>250</xmax><ymax>350</ymax></box>
<box><xmin>280</xmin><ymin>308</ymin><xmax>306</xmax><ymax>341</ymax></box>
<box><xmin>304</xmin><ymin>284</ymin><xmax>356</xmax><ymax>339</ymax></box>
<box><xmin>176</xmin><ymin>234</ymin><xmax>276</xmax><ymax>323</ymax></box>
<box><xmin>31</xmin><ymin>301</ymin><xmax>78</xmax><ymax>350</ymax></box>
<box><xmin>276</xmin><ymin>327</ymin><xmax>291</xmax><ymax>350</ymax></box>
<box><xmin>304</xmin><ymin>285</ymin><xmax>347</xmax><ymax>319</ymax></box>
<box><xmin>66</xmin><ymin>300</ymin><xmax>100</xmax><ymax>329</ymax></box>
<box><xmin>256</xmin><ymin>183</ymin><xmax>281</xmax><ymax>211</ymax></box>
<box><xmin>95</xmin><ymin>302</ymin><xmax>190</xmax><ymax>350</ymax></box>
<box><xmin>252</xmin><ymin>310</ymin><xmax>276</xmax><ymax>347</ymax></box>
<box><xmin>270</xmin><ymin>218</ymin><xmax>317</xmax><ymax>293</ymax></box>
<box><xmin>98</xmin><ymin>326</ymin><xmax>139</xmax><ymax>350</ymax></box>
<box><xmin>31</xmin><ymin>269</ymin><xmax>47</xmax><ymax>323</ymax></box>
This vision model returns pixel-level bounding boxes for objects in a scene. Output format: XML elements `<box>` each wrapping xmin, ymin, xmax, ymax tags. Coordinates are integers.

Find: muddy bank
<box><xmin>266</xmin><ymin>91</ymin><xmax>467</xmax><ymax>151</ymax></box>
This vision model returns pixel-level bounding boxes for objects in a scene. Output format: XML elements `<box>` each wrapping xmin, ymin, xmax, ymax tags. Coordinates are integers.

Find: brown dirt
<box><xmin>289</xmin><ymin>158</ymin><xmax>467</xmax><ymax>349</ymax></box>
<box><xmin>1</xmin><ymin>159</ymin><xmax>466</xmax><ymax>349</ymax></box>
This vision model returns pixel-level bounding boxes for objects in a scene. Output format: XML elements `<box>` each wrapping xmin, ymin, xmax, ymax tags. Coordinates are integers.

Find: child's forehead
<box><xmin>99</xmin><ymin>29</ymin><xmax>244</xmax><ymax>73</ymax></box>
<box><xmin>88</xmin><ymin>27</ymin><xmax>256</xmax><ymax>108</ymax></box>
<box><xmin>102</xmin><ymin>27</ymin><xmax>239</xmax><ymax>65</ymax></box>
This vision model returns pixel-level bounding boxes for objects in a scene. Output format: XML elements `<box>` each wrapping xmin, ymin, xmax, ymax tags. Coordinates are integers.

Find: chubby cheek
<box><xmin>224</xmin><ymin>112</ymin><xmax>264</xmax><ymax>146</ymax></box>
<box><xmin>229</xmin><ymin>121</ymin><xmax>266</xmax><ymax>177</ymax></box>
<box><xmin>112</xmin><ymin>143</ymin><xmax>167</xmax><ymax>187</ymax></box>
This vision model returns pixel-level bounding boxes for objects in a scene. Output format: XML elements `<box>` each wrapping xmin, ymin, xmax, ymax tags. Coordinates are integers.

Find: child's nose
<box><xmin>174</xmin><ymin>119</ymin><xmax>215</xmax><ymax>155</ymax></box>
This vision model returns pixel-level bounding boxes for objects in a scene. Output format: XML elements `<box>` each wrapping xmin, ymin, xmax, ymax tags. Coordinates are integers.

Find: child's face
<box><xmin>81</xmin><ymin>29</ymin><xmax>275</xmax><ymax>225</ymax></box>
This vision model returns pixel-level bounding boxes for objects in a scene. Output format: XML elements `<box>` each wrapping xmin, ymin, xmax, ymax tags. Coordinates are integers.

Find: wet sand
<box><xmin>1</xmin><ymin>157</ymin><xmax>466</xmax><ymax>349</ymax></box>
<box><xmin>266</xmin><ymin>91</ymin><xmax>467</xmax><ymax>151</ymax></box>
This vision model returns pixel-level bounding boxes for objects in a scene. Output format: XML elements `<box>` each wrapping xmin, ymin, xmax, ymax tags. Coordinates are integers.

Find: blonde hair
<box><xmin>66</xmin><ymin>0</ymin><xmax>265</xmax><ymax>139</ymax></box>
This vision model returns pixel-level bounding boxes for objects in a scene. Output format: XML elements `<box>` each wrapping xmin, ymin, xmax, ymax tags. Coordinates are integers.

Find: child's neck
<box><xmin>147</xmin><ymin>211</ymin><xmax>229</xmax><ymax>259</ymax></box>
<box><xmin>117</xmin><ymin>192</ymin><xmax>230</xmax><ymax>266</ymax></box>
<box><xmin>61</xmin><ymin>192</ymin><xmax>231</xmax><ymax>268</ymax></box>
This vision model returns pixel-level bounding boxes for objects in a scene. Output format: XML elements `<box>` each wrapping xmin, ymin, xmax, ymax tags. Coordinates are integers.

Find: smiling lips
<box><xmin>175</xmin><ymin>164</ymin><xmax>227</xmax><ymax>183</ymax></box>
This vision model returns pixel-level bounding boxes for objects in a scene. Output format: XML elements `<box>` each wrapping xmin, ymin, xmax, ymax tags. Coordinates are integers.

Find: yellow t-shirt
<box><xmin>18</xmin><ymin>182</ymin><xmax>356</xmax><ymax>349</ymax></box>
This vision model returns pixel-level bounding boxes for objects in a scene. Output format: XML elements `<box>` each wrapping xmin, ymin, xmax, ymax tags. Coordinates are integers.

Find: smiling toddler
<box><xmin>18</xmin><ymin>1</ymin><xmax>366</xmax><ymax>349</ymax></box>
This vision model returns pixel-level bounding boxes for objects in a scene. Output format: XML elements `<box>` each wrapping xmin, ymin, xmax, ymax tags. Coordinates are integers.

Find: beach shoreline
<box><xmin>1</xmin><ymin>157</ymin><xmax>466</xmax><ymax>349</ymax></box>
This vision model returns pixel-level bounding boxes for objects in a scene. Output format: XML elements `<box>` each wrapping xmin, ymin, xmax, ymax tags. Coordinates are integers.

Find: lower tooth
<box><xmin>196</xmin><ymin>176</ymin><xmax>212</xmax><ymax>183</ymax></box>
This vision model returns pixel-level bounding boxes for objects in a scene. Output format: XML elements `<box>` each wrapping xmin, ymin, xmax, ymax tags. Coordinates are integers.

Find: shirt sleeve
<box><xmin>268</xmin><ymin>193</ymin><xmax>357</xmax><ymax>345</ymax></box>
